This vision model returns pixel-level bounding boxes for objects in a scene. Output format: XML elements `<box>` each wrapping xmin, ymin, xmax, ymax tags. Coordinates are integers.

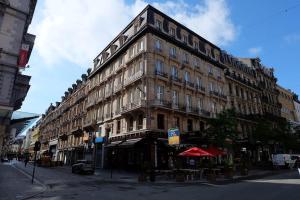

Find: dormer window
<box><xmin>155</xmin><ymin>19</ymin><xmax>162</xmax><ymax>30</ymax></box>
<box><xmin>194</xmin><ymin>42</ymin><xmax>199</xmax><ymax>50</ymax></box>
<box><xmin>170</xmin><ymin>27</ymin><xmax>175</xmax><ymax>37</ymax></box>
<box><xmin>183</xmin><ymin>35</ymin><xmax>188</xmax><ymax>44</ymax></box>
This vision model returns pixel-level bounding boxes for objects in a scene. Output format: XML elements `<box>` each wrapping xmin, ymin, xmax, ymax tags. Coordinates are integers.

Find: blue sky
<box><xmin>21</xmin><ymin>0</ymin><xmax>300</xmax><ymax>115</ymax></box>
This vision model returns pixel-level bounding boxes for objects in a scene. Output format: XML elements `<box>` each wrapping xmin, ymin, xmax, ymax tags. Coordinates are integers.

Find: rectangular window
<box><xmin>187</xmin><ymin>119</ymin><xmax>193</xmax><ymax>132</ymax></box>
<box><xmin>184</xmin><ymin>71</ymin><xmax>190</xmax><ymax>82</ymax></box>
<box><xmin>117</xmin><ymin>120</ymin><xmax>121</xmax><ymax>134</ymax></box>
<box><xmin>196</xmin><ymin>77</ymin><xmax>202</xmax><ymax>87</ymax></box>
<box><xmin>171</xmin><ymin>66</ymin><xmax>178</xmax><ymax>78</ymax></box>
<box><xmin>157</xmin><ymin>114</ymin><xmax>165</xmax><ymax>129</ymax></box>
<box><xmin>156</xmin><ymin>85</ymin><xmax>164</xmax><ymax>101</ymax></box>
<box><xmin>174</xmin><ymin>117</ymin><xmax>180</xmax><ymax>129</ymax></box>
<box><xmin>170</xmin><ymin>27</ymin><xmax>175</xmax><ymax>37</ymax></box>
<box><xmin>183</xmin><ymin>53</ymin><xmax>189</xmax><ymax>63</ymax></box>
<box><xmin>172</xmin><ymin>90</ymin><xmax>179</xmax><ymax>107</ymax></box>
<box><xmin>198</xmin><ymin>98</ymin><xmax>203</xmax><ymax>110</ymax></box>
<box><xmin>169</xmin><ymin>47</ymin><xmax>176</xmax><ymax>58</ymax></box>
<box><xmin>138</xmin><ymin>115</ymin><xmax>143</xmax><ymax>130</ymax></box>
<box><xmin>155</xmin><ymin>19</ymin><xmax>162</xmax><ymax>30</ymax></box>
<box><xmin>186</xmin><ymin>95</ymin><xmax>192</xmax><ymax>111</ymax></box>
<box><xmin>209</xmin><ymin>82</ymin><xmax>214</xmax><ymax>92</ymax></box>
<box><xmin>194</xmin><ymin>42</ymin><xmax>199</xmax><ymax>50</ymax></box>
<box><xmin>155</xmin><ymin>39</ymin><xmax>161</xmax><ymax>50</ymax></box>
<box><xmin>155</xmin><ymin>59</ymin><xmax>163</xmax><ymax>72</ymax></box>
<box><xmin>229</xmin><ymin>83</ymin><xmax>232</xmax><ymax>95</ymax></box>
<box><xmin>183</xmin><ymin>35</ymin><xmax>188</xmax><ymax>44</ymax></box>
<box><xmin>209</xmin><ymin>66</ymin><xmax>213</xmax><ymax>75</ymax></box>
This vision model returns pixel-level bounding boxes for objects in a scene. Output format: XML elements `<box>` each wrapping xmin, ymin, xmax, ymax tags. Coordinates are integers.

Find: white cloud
<box><xmin>248</xmin><ymin>47</ymin><xmax>262</xmax><ymax>55</ymax></box>
<box><xmin>30</xmin><ymin>0</ymin><xmax>236</xmax><ymax>67</ymax></box>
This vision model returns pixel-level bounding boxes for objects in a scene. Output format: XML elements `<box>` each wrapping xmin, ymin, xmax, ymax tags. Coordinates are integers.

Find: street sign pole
<box><xmin>31</xmin><ymin>150</ymin><xmax>37</xmax><ymax>184</ymax></box>
<box><xmin>32</xmin><ymin>141</ymin><xmax>41</xmax><ymax>184</ymax></box>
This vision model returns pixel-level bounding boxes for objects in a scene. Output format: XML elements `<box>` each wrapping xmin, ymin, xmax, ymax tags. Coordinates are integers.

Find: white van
<box><xmin>272</xmin><ymin>154</ymin><xmax>296</xmax><ymax>169</ymax></box>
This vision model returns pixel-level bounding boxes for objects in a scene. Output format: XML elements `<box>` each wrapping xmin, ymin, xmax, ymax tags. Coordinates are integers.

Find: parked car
<box><xmin>71</xmin><ymin>160</ymin><xmax>94</xmax><ymax>174</ymax></box>
<box><xmin>272</xmin><ymin>154</ymin><xmax>296</xmax><ymax>169</ymax></box>
<box><xmin>1</xmin><ymin>157</ymin><xmax>9</xmax><ymax>162</ymax></box>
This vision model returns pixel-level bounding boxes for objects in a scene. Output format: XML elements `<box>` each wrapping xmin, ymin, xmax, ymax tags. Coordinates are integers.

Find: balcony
<box><xmin>82</xmin><ymin>118</ymin><xmax>96</xmax><ymax>131</ymax></box>
<box><xmin>170</xmin><ymin>75</ymin><xmax>181</xmax><ymax>83</ymax></box>
<box><xmin>105</xmin><ymin>113</ymin><xmax>112</xmax><ymax>120</ymax></box>
<box><xmin>155</xmin><ymin>70</ymin><xmax>168</xmax><ymax>79</ymax></box>
<box><xmin>105</xmin><ymin>89</ymin><xmax>113</xmax><ymax>98</ymax></box>
<box><xmin>209</xmin><ymin>91</ymin><xmax>227</xmax><ymax>100</ymax></box>
<box><xmin>71</xmin><ymin>126</ymin><xmax>83</xmax><ymax>137</ymax></box>
<box><xmin>86</xmin><ymin>99</ymin><xmax>96</xmax><ymax>109</ymax></box>
<box><xmin>124</xmin><ymin>70</ymin><xmax>144</xmax><ymax>86</ymax></box>
<box><xmin>150</xmin><ymin>99</ymin><xmax>172</xmax><ymax>109</ymax></box>
<box><xmin>96</xmin><ymin>95</ymin><xmax>104</xmax><ymax>104</ymax></box>
<box><xmin>195</xmin><ymin>85</ymin><xmax>206</xmax><ymax>93</ymax></box>
<box><xmin>121</xmin><ymin>100</ymin><xmax>146</xmax><ymax>114</ymax></box>
<box><xmin>114</xmin><ymin>109</ymin><xmax>121</xmax><ymax>116</ymax></box>
<box><xmin>169</xmin><ymin>54</ymin><xmax>177</xmax><ymax>60</ymax></box>
<box><xmin>192</xmin><ymin>107</ymin><xmax>211</xmax><ymax>117</ymax></box>
<box><xmin>172</xmin><ymin>103</ymin><xmax>179</xmax><ymax>110</ymax></box>
<box><xmin>184</xmin><ymin>80</ymin><xmax>194</xmax><ymax>88</ymax></box>
<box><xmin>114</xmin><ymin>83</ymin><xmax>123</xmax><ymax>93</ymax></box>
<box><xmin>186</xmin><ymin>106</ymin><xmax>193</xmax><ymax>113</ymax></box>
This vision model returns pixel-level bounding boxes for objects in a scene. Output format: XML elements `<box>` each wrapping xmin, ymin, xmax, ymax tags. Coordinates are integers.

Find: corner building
<box><xmin>86</xmin><ymin>5</ymin><xmax>228</xmax><ymax>169</ymax></box>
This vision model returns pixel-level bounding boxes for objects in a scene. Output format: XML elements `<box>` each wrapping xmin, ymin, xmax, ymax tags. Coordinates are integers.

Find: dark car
<box><xmin>1</xmin><ymin>157</ymin><xmax>9</xmax><ymax>162</ymax></box>
<box><xmin>71</xmin><ymin>160</ymin><xmax>94</xmax><ymax>174</ymax></box>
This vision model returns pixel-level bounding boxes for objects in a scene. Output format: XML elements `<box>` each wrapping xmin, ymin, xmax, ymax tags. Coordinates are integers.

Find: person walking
<box><xmin>24</xmin><ymin>157</ymin><xmax>29</xmax><ymax>167</ymax></box>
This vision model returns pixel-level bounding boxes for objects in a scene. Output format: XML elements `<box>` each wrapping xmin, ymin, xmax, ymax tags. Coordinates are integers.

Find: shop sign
<box><xmin>95</xmin><ymin>137</ymin><xmax>104</xmax><ymax>143</ymax></box>
<box><xmin>168</xmin><ymin>128</ymin><xmax>180</xmax><ymax>145</ymax></box>
<box><xmin>18</xmin><ymin>43</ymin><xmax>29</xmax><ymax>68</ymax></box>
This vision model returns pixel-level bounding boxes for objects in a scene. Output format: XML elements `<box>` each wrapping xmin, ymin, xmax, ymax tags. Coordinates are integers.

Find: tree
<box><xmin>251</xmin><ymin>119</ymin><xmax>273</xmax><ymax>145</ymax></box>
<box><xmin>207</xmin><ymin>109</ymin><xmax>238</xmax><ymax>147</ymax></box>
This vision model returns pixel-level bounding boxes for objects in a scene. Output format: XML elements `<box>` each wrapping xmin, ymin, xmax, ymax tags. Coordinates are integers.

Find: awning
<box><xmin>178</xmin><ymin>147</ymin><xmax>215</xmax><ymax>157</ymax></box>
<box><xmin>105</xmin><ymin>141</ymin><xmax>122</xmax><ymax>147</ymax></box>
<box><xmin>119</xmin><ymin>138</ymin><xmax>142</xmax><ymax>147</ymax></box>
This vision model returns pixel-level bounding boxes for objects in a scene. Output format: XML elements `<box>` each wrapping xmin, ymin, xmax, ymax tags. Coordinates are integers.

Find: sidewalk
<box><xmin>12</xmin><ymin>160</ymin><xmax>291</xmax><ymax>185</ymax></box>
<box><xmin>0</xmin><ymin>162</ymin><xmax>45</xmax><ymax>200</ymax></box>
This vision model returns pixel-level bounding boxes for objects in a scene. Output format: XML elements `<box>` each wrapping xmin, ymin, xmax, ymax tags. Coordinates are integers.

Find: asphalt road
<box><xmin>1</xmin><ymin>161</ymin><xmax>300</xmax><ymax>200</ymax></box>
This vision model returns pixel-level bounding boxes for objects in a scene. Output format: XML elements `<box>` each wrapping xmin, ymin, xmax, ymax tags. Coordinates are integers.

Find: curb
<box><xmin>11</xmin><ymin>163</ymin><xmax>49</xmax><ymax>200</ymax></box>
<box><xmin>213</xmin><ymin>170</ymin><xmax>292</xmax><ymax>185</ymax></box>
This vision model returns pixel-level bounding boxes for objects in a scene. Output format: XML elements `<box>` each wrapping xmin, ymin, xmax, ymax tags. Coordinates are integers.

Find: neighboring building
<box><xmin>86</xmin><ymin>5</ymin><xmax>229</xmax><ymax>169</ymax></box>
<box><xmin>29</xmin><ymin>120</ymin><xmax>41</xmax><ymax>155</ymax></box>
<box><xmin>40</xmin><ymin>74</ymin><xmax>88</xmax><ymax>163</ymax></box>
<box><xmin>277</xmin><ymin>85</ymin><xmax>297</xmax><ymax>122</ymax></box>
<box><xmin>239</xmin><ymin>58</ymin><xmax>281</xmax><ymax>117</ymax></box>
<box><xmin>0</xmin><ymin>0</ymin><xmax>37</xmax><ymax>156</ymax></box>
<box><xmin>223</xmin><ymin>54</ymin><xmax>263</xmax><ymax>142</ymax></box>
<box><xmin>23</xmin><ymin>128</ymin><xmax>33</xmax><ymax>154</ymax></box>
<box><xmin>293</xmin><ymin>95</ymin><xmax>300</xmax><ymax>123</ymax></box>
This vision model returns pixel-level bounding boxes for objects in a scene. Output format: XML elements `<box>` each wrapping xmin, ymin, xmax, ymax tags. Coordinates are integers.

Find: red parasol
<box><xmin>206</xmin><ymin>147</ymin><xmax>226</xmax><ymax>156</ymax></box>
<box><xmin>178</xmin><ymin>147</ymin><xmax>215</xmax><ymax>157</ymax></box>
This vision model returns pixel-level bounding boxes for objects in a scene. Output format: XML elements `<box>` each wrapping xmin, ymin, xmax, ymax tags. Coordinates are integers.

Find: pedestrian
<box><xmin>24</xmin><ymin>157</ymin><xmax>29</xmax><ymax>167</ymax></box>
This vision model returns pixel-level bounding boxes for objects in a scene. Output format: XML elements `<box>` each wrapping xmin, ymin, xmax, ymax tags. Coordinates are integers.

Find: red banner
<box><xmin>18</xmin><ymin>44</ymin><xmax>29</xmax><ymax>68</ymax></box>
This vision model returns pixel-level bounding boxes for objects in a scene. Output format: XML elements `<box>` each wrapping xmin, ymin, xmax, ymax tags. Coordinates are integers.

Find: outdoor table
<box><xmin>174</xmin><ymin>169</ymin><xmax>203</xmax><ymax>181</ymax></box>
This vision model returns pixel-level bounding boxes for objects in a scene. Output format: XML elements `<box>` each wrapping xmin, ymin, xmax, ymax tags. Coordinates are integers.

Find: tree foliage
<box><xmin>207</xmin><ymin>109</ymin><xmax>238</xmax><ymax>147</ymax></box>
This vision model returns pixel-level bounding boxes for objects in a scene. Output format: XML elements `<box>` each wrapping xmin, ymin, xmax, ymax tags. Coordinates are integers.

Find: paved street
<box><xmin>1</xmin><ymin>161</ymin><xmax>300</xmax><ymax>200</ymax></box>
